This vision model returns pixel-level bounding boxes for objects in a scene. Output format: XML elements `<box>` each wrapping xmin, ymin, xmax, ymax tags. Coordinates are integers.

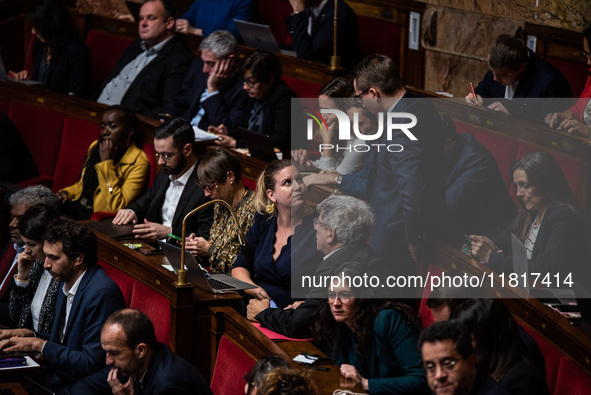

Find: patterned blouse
<box><xmin>208</xmin><ymin>188</ymin><xmax>256</xmax><ymax>274</ymax></box>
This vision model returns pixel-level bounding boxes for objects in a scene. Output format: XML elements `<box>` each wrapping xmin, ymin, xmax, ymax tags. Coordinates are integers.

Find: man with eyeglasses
<box><xmin>465</xmin><ymin>34</ymin><xmax>571</xmax><ymax>119</ymax></box>
<box><xmin>419</xmin><ymin>321</ymin><xmax>509</xmax><ymax>395</ymax></box>
<box><xmin>112</xmin><ymin>118</ymin><xmax>213</xmax><ymax>241</ymax></box>
<box><xmin>170</xmin><ymin>30</ymin><xmax>245</xmax><ymax>138</ymax></box>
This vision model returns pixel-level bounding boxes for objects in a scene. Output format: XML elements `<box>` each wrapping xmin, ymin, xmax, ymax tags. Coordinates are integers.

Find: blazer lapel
<box><xmin>51</xmin><ymin>289</ymin><xmax>66</xmax><ymax>343</ymax></box>
<box><xmin>171</xmin><ymin>169</ymin><xmax>198</xmax><ymax>227</ymax></box>
<box><xmin>62</xmin><ymin>267</ymin><xmax>96</xmax><ymax>342</ymax></box>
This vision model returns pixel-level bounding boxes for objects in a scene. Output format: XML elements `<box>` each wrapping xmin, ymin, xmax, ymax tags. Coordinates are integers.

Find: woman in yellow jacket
<box><xmin>58</xmin><ymin>105</ymin><xmax>149</xmax><ymax>219</ymax></box>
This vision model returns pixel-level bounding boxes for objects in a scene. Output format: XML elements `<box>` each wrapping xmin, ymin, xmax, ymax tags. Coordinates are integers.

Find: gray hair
<box><xmin>317</xmin><ymin>195</ymin><xmax>375</xmax><ymax>245</ymax></box>
<box><xmin>9</xmin><ymin>185</ymin><xmax>59</xmax><ymax>211</ymax></box>
<box><xmin>199</xmin><ymin>30</ymin><xmax>237</xmax><ymax>58</ymax></box>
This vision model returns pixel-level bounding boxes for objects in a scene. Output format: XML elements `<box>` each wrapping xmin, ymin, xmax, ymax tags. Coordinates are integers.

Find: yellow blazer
<box><xmin>60</xmin><ymin>141</ymin><xmax>149</xmax><ymax>213</ymax></box>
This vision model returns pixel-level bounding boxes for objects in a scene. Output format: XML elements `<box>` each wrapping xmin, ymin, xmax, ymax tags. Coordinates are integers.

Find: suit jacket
<box><xmin>94</xmin><ymin>35</ymin><xmax>193</xmax><ymax>119</ymax></box>
<box><xmin>340</xmin><ymin>91</ymin><xmax>445</xmax><ymax>273</ymax></box>
<box><xmin>38</xmin><ymin>265</ymin><xmax>125</xmax><ymax>385</ymax></box>
<box><xmin>173</xmin><ymin>57</ymin><xmax>246</xmax><ymax>131</ymax></box>
<box><xmin>444</xmin><ymin>133</ymin><xmax>515</xmax><ymax>246</ymax></box>
<box><xmin>489</xmin><ymin>205</ymin><xmax>586</xmax><ymax>276</ymax></box>
<box><xmin>474</xmin><ymin>50</ymin><xmax>572</xmax><ymax>118</ymax></box>
<box><xmin>284</xmin><ymin>0</ymin><xmax>359</xmax><ymax>70</ymax></box>
<box><xmin>0</xmin><ymin>112</ymin><xmax>38</xmax><ymax>183</ymax></box>
<box><xmin>31</xmin><ymin>38</ymin><xmax>91</xmax><ymax>98</ymax></box>
<box><xmin>232</xmin><ymin>80</ymin><xmax>296</xmax><ymax>152</ymax></box>
<box><xmin>127</xmin><ymin>165</ymin><xmax>213</xmax><ymax>239</ymax></box>
<box><xmin>69</xmin><ymin>342</ymin><xmax>213</xmax><ymax>395</ymax></box>
<box><xmin>257</xmin><ymin>242</ymin><xmax>377</xmax><ymax>338</ymax></box>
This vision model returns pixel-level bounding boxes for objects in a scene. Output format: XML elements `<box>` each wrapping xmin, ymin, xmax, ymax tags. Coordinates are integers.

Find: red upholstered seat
<box><xmin>90</xmin><ymin>212</ymin><xmax>117</xmax><ymax>221</ymax></box>
<box><xmin>242</xmin><ymin>178</ymin><xmax>257</xmax><ymax>191</ymax></box>
<box><xmin>520</xmin><ymin>324</ymin><xmax>561</xmax><ymax>394</ymax></box>
<box><xmin>418</xmin><ymin>265</ymin><xmax>444</xmax><ymax>328</ymax></box>
<box><xmin>52</xmin><ymin>116</ymin><xmax>101</xmax><ymax>192</ymax></box>
<box><xmin>256</xmin><ymin>0</ymin><xmax>292</xmax><ymax>45</ymax></box>
<box><xmin>0</xmin><ymin>100</ymin><xmax>9</xmax><ymax>115</ymax></box>
<box><xmin>86</xmin><ymin>30</ymin><xmax>135</xmax><ymax>94</ymax></box>
<box><xmin>0</xmin><ymin>244</ymin><xmax>17</xmax><ymax>299</ymax></box>
<box><xmin>547</xmin><ymin>57</ymin><xmax>588</xmax><ymax>98</ymax></box>
<box><xmin>140</xmin><ymin>141</ymin><xmax>157</xmax><ymax>190</ymax></box>
<box><xmin>98</xmin><ymin>260</ymin><xmax>134</xmax><ymax>307</ymax></box>
<box><xmin>130</xmin><ymin>281</ymin><xmax>171</xmax><ymax>346</ymax></box>
<box><xmin>282</xmin><ymin>75</ymin><xmax>320</xmax><ymax>99</ymax></box>
<box><xmin>357</xmin><ymin>15</ymin><xmax>402</xmax><ymax>65</ymax></box>
<box><xmin>211</xmin><ymin>336</ymin><xmax>256</xmax><ymax>395</ymax></box>
<box><xmin>554</xmin><ymin>355</ymin><xmax>591</xmax><ymax>395</ymax></box>
<box><xmin>23</xmin><ymin>35</ymin><xmax>35</xmax><ymax>77</ymax></box>
<box><xmin>9</xmin><ymin>102</ymin><xmax>65</xmax><ymax>187</ymax></box>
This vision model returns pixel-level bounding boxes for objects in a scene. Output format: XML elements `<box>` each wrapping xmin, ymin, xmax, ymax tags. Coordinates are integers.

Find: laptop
<box><xmin>239</xmin><ymin>127</ymin><xmax>278</xmax><ymax>162</ymax></box>
<box><xmin>234</xmin><ymin>20</ymin><xmax>296</xmax><ymax>56</ymax></box>
<box><xmin>511</xmin><ymin>234</ymin><xmax>576</xmax><ymax>304</ymax></box>
<box><xmin>157</xmin><ymin>241</ymin><xmax>257</xmax><ymax>294</ymax></box>
<box><xmin>87</xmin><ymin>219</ymin><xmax>135</xmax><ymax>239</ymax></box>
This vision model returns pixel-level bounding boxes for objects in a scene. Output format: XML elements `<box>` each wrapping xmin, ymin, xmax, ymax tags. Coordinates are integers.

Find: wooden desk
<box><xmin>210</xmin><ymin>306</ymin><xmax>367</xmax><ymax>394</ymax></box>
<box><xmin>95</xmin><ymin>232</ymin><xmax>242</xmax><ymax>379</ymax></box>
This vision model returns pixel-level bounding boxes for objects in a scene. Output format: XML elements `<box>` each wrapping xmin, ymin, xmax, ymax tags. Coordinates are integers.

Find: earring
<box><xmin>266</xmin><ymin>202</ymin><xmax>275</xmax><ymax>214</ymax></box>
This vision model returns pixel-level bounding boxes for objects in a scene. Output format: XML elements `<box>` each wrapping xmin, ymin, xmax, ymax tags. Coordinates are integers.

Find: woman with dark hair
<box><xmin>451</xmin><ymin>299</ymin><xmax>548</xmax><ymax>395</ymax></box>
<box><xmin>214</xmin><ymin>50</ymin><xmax>296</xmax><ymax>153</ymax></box>
<box><xmin>546</xmin><ymin>26</ymin><xmax>591</xmax><ymax>137</ymax></box>
<box><xmin>256</xmin><ymin>368</ymin><xmax>316</xmax><ymax>395</ymax></box>
<box><xmin>244</xmin><ymin>355</ymin><xmax>290</xmax><ymax>395</ymax></box>
<box><xmin>8</xmin><ymin>204</ymin><xmax>59</xmax><ymax>335</ymax></box>
<box><xmin>184</xmin><ymin>147</ymin><xmax>255</xmax><ymax>274</ymax></box>
<box><xmin>232</xmin><ymin>160</ymin><xmax>321</xmax><ymax>308</ymax></box>
<box><xmin>9</xmin><ymin>0</ymin><xmax>90</xmax><ymax>97</ymax></box>
<box><xmin>57</xmin><ymin>105</ymin><xmax>149</xmax><ymax>219</ymax></box>
<box><xmin>313</xmin><ymin>262</ymin><xmax>429</xmax><ymax>394</ymax></box>
<box><xmin>469</xmin><ymin>151</ymin><xmax>585</xmax><ymax>275</ymax></box>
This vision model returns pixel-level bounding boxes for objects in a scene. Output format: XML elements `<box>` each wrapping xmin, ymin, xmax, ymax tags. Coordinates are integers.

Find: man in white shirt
<box><xmin>112</xmin><ymin>117</ymin><xmax>213</xmax><ymax>241</ymax></box>
<box><xmin>0</xmin><ymin>218</ymin><xmax>125</xmax><ymax>389</ymax></box>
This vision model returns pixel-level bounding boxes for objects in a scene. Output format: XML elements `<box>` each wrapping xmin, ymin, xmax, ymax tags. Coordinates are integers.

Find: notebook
<box><xmin>158</xmin><ymin>241</ymin><xmax>257</xmax><ymax>294</ymax></box>
<box><xmin>239</xmin><ymin>127</ymin><xmax>278</xmax><ymax>163</ymax></box>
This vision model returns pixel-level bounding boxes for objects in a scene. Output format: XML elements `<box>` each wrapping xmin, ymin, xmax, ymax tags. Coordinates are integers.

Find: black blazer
<box><xmin>31</xmin><ymin>38</ymin><xmax>90</xmax><ymax>97</ymax></box>
<box><xmin>173</xmin><ymin>57</ymin><xmax>246</xmax><ymax>131</ymax></box>
<box><xmin>127</xmin><ymin>164</ymin><xmax>213</xmax><ymax>239</ymax></box>
<box><xmin>94</xmin><ymin>35</ymin><xmax>193</xmax><ymax>119</ymax></box>
<box><xmin>232</xmin><ymin>80</ymin><xmax>296</xmax><ymax>152</ymax></box>
<box><xmin>284</xmin><ymin>0</ymin><xmax>359</xmax><ymax>70</ymax></box>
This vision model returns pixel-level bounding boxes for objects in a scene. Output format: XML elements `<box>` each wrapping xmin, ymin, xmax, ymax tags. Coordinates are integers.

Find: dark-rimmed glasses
<box><xmin>202</xmin><ymin>182</ymin><xmax>218</xmax><ymax>193</ymax></box>
<box><xmin>327</xmin><ymin>291</ymin><xmax>354</xmax><ymax>304</ymax></box>
<box><xmin>354</xmin><ymin>87</ymin><xmax>370</xmax><ymax>102</ymax></box>
<box><xmin>424</xmin><ymin>358</ymin><xmax>458</xmax><ymax>376</ymax></box>
<box><xmin>153</xmin><ymin>151</ymin><xmax>179</xmax><ymax>161</ymax></box>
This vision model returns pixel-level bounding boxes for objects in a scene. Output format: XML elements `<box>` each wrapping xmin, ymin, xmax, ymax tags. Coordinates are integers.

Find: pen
<box><xmin>470</xmin><ymin>82</ymin><xmax>477</xmax><ymax>98</ymax></box>
<box><xmin>168</xmin><ymin>233</ymin><xmax>182</xmax><ymax>242</ymax></box>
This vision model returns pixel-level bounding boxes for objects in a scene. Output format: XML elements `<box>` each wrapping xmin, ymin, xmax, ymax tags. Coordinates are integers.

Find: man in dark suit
<box><xmin>0</xmin><ymin>218</ymin><xmax>125</xmax><ymax>389</ymax></box>
<box><xmin>440</xmin><ymin>113</ymin><xmax>515</xmax><ymax>246</ymax></box>
<box><xmin>420</xmin><ymin>322</ymin><xmax>510</xmax><ymax>395</ymax></box>
<box><xmin>95</xmin><ymin>0</ymin><xmax>193</xmax><ymax>119</ymax></box>
<box><xmin>285</xmin><ymin>0</ymin><xmax>359</xmax><ymax>70</ymax></box>
<box><xmin>171</xmin><ymin>30</ymin><xmax>245</xmax><ymax>134</ymax></box>
<box><xmin>466</xmin><ymin>34</ymin><xmax>572</xmax><ymax>119</ymax></box>
<box><xmin>112</xmin><ymin>118</ymin><xmax>213</xmax><ymax>240</ymax></box>
<box><xmin>247</xmin><ymin>195</ymin><xmax>377</xmax><ymax>338</ymax></box>
<box><xmin>69</xmin><ymin>308</ymin><xmax>212</xmax><ymax>395</ymax></box>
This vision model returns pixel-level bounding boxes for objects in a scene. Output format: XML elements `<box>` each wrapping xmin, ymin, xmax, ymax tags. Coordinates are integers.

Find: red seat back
<box><xmin>140</xmin><ymin>141</ymin><xmax>157</xmax><ymax>190</ymax></box>
<box><xmin>554</xmin><ymin>355</ymin><xmax>591</xmax><ymax>395</ymax></box>
<box><xmin>521</xmin><ymin>324</ymin><xmax>561</xmax><ymax>393</ymax></box>
<box><xmin>86</xmin><ymin>30</ymin><xmax>134</xmax><ymax>94</ymax></box>
<box><xmin>9</xmin><ymin>102</ymin><xmax>65</xmax><ymax>182</ymax></box>
<box><xmin>211</xmin><ymin>336</ymin><xmax>256</xmax><ymax>395</ymax></box>
<box><xmin>52</xmin><ymin>116</ymin><xmax>100</xmax><ymax>192</ymax></box>
<box><xmin>282</xmin><ymin>75</ymin><xmax>320</xmax><ymax>99</ymax></box>
<box><xmin>546</xmin><ymin>57</ymin><xmax>588</xmax><ymax>98</ymax></box>
<box><xmin>256</xmin><ymin>0</ymin><xmax>292</xmax><ymax>45</ymax></box>
<box><xmin>130</xmin><ymin>281</ymin><xmax>171</xmax><ymax>345</ymax></box>
<box><xmin>98</xmin><ymin>260</ymin><xmax>135</xmax><ymax>306</ymax></box>
<box><xmin>357</xmin><ymin>15</ymin><xmax>402</xmax><ymax>65</ymax></box>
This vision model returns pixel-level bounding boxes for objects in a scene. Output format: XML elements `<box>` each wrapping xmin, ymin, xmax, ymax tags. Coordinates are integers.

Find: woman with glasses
<box><xmin>232</xmin><ymin>160</ymin><xmax>320</xmax><ymax>308</ymax></box>
<box><xmin>212</xmin><ymin>50</ymin><xmax>296</xmax><ymax>154</ymax></box>
<box><xmin>57</xmin><ymin>105</ymin><xmax>149</xmax><ymax>219</ymax></box>
<box><xmin>545</xmin><ymin>26</ymin><xmax>591</xmax><ymax>137</ymax></box>
<box><xmin>451</xmin><ymin>299</ymin><xmax>548</xmax><ymax>395</ymax></box>
<box><xmin>312</xmin><ymin>262</ymin><xmax>429</xmax><ymax>394</ymax></box>
<box><xmin>183</xmin><ymin>147</ymin><xmax>255</xmax><ymax>274</ymax></box>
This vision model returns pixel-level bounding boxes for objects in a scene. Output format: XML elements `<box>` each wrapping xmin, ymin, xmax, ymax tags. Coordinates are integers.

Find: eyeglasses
<box><xmin>313</xmin><ymin>218</ymin><xmax>332</xmax><ymax>229</ymax></box>
<box><xmin>424</xmin><ymin>358</ymin><xmax>458</xmax><ymax>376</ymax></box>
<box><xmin>354</xmin><ymin>87</ymin><xmax>370</xmax><ymax>102</ymax></box>
<box><xmin>327</xmin><ymin>291</ymin><xmax>354</xmax><ymax>304</ymax></box>
<box><xmin>241</xmin><ymin>77</ymin><xmax>260</xmax><ymax>87</ymax></box>
<box><xmin>153</xmin><ymin>151</ymin><xmax>179</xmax><ymax>161</ymax></box>
<box><xmin>581</xmin><ymin>51</ymin><xmax>591</xmax><ymax>61</ymax></box>
<box><xmin>202</xmin><ymin>182</ymin><xmax>218</xmax><ymax>193</ymax></box>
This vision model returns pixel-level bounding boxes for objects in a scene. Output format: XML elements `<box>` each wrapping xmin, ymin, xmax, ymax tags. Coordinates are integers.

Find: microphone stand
<box><xmin>175</xmin><ymin>199</ymin><xmax>246</xmax><ymax>286</ymax></box>
<box><xmin>330</xmin><ymin>0</ymin><xmax>341</xmax><ymax>70</ymax></box>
